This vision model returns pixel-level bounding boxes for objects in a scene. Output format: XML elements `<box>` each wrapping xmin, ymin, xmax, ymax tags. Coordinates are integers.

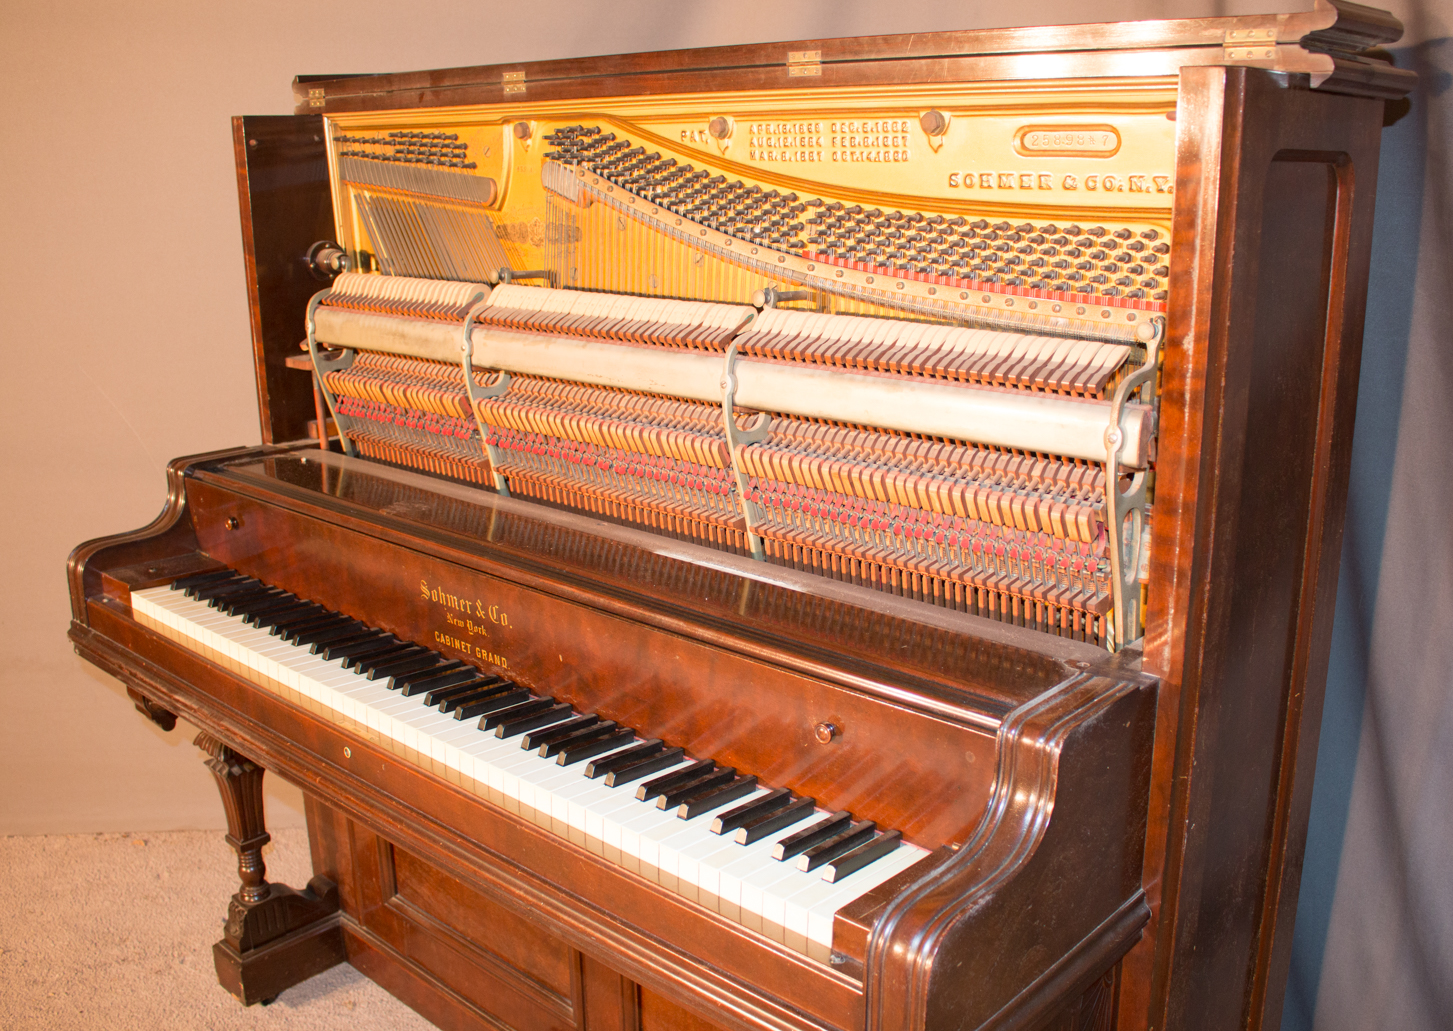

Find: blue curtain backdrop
<box><xmin>1283</xmin><ymin>27</ymin><xmax>1452</xmax><ymax>1031</ymax></box>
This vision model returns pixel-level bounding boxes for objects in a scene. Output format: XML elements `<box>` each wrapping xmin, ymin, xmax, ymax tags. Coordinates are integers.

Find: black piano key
<box><xmin>283</xmin><ymin>617</ymin><xmax>359</xmax><ymax>643</ymax></box>
<box><xmin>822</xmin><ymin>830</ymin><xmax>902</xmax><ymax>883</ymax></box>
<box><xmin>388</xmin><ymin>660</ymin><xmax>468</xmax><ymax>692</ymax></box>
<box><xmin>676</xmin><ymin>776</ymin><xmax>758</xmax><ymax>820</ymax></box>
<box><xmin>278</xmin><ymin>617</ymin><xmax>345</xmax><ymax>643</ymax></box>
<box><xmin>635</xmin><ymin>760</ymin><xmax>715</xmax><ymax>802</ymax></box>
<box><xmin>366</xmin><ymin>652</ymin><xmax>444</xmax><ymax>682</ymax></box>
<box><xmin>603</xmin><ymin>747</ymin><xmax>687</xmax><ymax>788</ymax></box>
<box><xmin>400</xmin><ymin>666</ymin><xmax>479</xmax><ymax>697</ymax></box>
<box><xmin>426</xmin><ymin>677</ymin><xmax>507</xmax><ymax>708</ymax></box>
<box><xmin>655</xmin><ymin>767</ymin><xmax>736</xmax><ymax>810</ymax></box>
<box><xmin>302</xmin><ymin>625</ymin><xmax>374</xmax><ymax>651</ymax></box>
<box><xmin>243</xmin><ymin>592</ymin><xmax>309</xmax><ymax>614</ymax></box>
<box><xmin>306</xmin><ymin>627</ymin><xmax>378</xmax><ymax>652</ymax></box>
<box><xmin>539</xmin><ymin>721</ymin><xmax>618</xmax><ymax>758</ymax></box>
<box><xmin>197</xmin><ymin>577</ymin><xmax>267</xmax><ymax>599</ymax></box>
<box><xmin>255</xmin><ymin>598</ymin><xmax>324</xmax><ymax>621</ymax></box>
<box><xmin>337</xmin><ymin>638</ymin><xmax>410</xmax><ymax>664</ymax></box>
<box><xmin>180</xmin><ymin>572</ymin><xmax>245</xmax><ymax>597</ymax></box>
<box><xmin>432</xmin><ymin>679</ymin><xmax>508</xmax><ymax>702</ymax></box>
<box><xmin>320</xmin><ymin>633</ymin><xmax>396</xmax><ymax>662</ymax></box>
<box><xmin>350</xmin><ymin>644</ymin><xmax>428</xmax><ymax>674</ymax></box>
<box><xmin>557</xmin><ymin>728</ymin><xmax>634</xmax><ymax>766</ymax></box>
<box><xmin>245</xmin><ymin>601</ymin><xmax>321</xmax><ymax>627</ymax></box>
<box><xmin>772</xmin><ymin>811</ymin><xmax>852</xmax><ymax>861</ymax></box>
<box><xmin>710</xmin><ymin>787</ymin><xmax>791</xmax><ymax>835</ymax></box>
<box><xmin>492</xmin><ymin>702</ymin><xmax>573</xmax><ymax>738</ymax></box>
<box><xmin>733</xmin><ymin>797</ymin><xmax>818</xmax><ymax>845</ymax></box>
<box><xmin>348</xmin><ymin>644</ymin><xmax>424</xmax><ymax>670</ymax></box>
<box><xmin>192</xmin><ymin>578</ymin><xmax>264</xmax><ymax>602</ymax></box>
<box><xmin>585</xmin><ymin>739</ymin><xmax>664</xmax><ymax>779</ymax></box>
<box><xmin>171</xmin><ymin>569</ymin><xmax>235</xmax><ymax>591</ymax></box>
<box><xmin>321</xmin><ymin>634</ymin><xmax>398</xmax><ymax>662</ymax></box>
<box><xmin>215</xmin><ymin>588</ymin><xmax>287</xmax><ymax>614</ymax></box>
<box><xmin>247</xmin><ymin>606</ymin><xmax>321</xmax><ymax>630</ymax></box>
<box><xmin>479</xmin><ymin>697</ymin><xmax>552</xmax><ymax>730</ymax></box>
<box><xmin>521</xmin><ymin>714</ymin><xmax>600</xmax><ymax>751</ymax></box>
<box><xmin>268</xmin><ymin>607</ymin><xmax>335</xmax><ymax>632</ymax></box>
<box><xmin>186</xmin><ymin>571</ymin><xmax>250</xmax><ymax>592</ymax></box>
<box><xmin>796</xmin><ymin>820</ymin><xmax>877</xmax><ymax>871</ymax></box>
<box><xmin>454</xmin><ymin>687</ymin><xmax>528</xmax><ymax>720</ymax></box>
<box><xmin>216</xmin><ymin>584</ymin><xmax>287</xmax><ymax>606</ymax></box>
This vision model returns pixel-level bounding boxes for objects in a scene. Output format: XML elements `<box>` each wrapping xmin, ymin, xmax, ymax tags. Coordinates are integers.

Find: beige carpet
<box><xmin>0</xmin><ymin>830</ymin><xmax>437</xmax><ymax>1031</ymax></box>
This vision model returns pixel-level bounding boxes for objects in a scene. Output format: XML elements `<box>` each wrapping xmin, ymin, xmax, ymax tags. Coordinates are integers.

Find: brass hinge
<box><xmin>786</xmin><ymin>50</ymin><xmax>822</xmax><ymax>77</ymax></box>
<box><xmin>1223</xmin><ymin>27</ymin><xmax>1278</xmax><ymax>61</ymax></box>
<box><xmin>307</xmin><ymin>87</ymin><xmax>325</xmax><ymax>109</ymax></box>
<box><xmin>503</xmin><ymin>70</ymin><xmax>526</xmax><ymax>95</ymax></box>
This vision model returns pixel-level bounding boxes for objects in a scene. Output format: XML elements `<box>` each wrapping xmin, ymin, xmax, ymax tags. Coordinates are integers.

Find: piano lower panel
<box><xmin>74</xmin><ymin>596</ymin><xmax>866</xmax><ymax>1031</ymax></box>
<box><xmin>312</xmin><ymin>795</ymin><xmax>749</xmax><ymax>1031</ymax></box>
<box><xmin>314</xmin><ymin>800</ymin><xmax>584</xmax><ymax>1031</ymax></box>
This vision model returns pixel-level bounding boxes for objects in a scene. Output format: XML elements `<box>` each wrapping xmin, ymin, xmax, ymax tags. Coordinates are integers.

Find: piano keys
<box><xmin>131</xmin><ymin>567</ymin><xmax>929</xmax><ymax>962</ymax></box>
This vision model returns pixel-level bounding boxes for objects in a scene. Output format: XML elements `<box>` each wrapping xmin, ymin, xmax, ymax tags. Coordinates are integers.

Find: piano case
<box><xmin>68</xmin><ymin>5</ymin><xmax>1412</xmax><ymax>1030</ymax></box>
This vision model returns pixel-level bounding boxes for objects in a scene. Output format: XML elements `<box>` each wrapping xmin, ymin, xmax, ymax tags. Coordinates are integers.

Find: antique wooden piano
<box><xmin>67</xmin><ymin>3</ymin><xmax>1413</xmax><ymax>1029</ymax></box>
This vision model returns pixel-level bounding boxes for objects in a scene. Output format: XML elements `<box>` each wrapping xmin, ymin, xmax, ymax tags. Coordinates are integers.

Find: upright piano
<box><xmin>67</xmin><ymin>3</ymin><xmax>1413</xmax><ymax>1029</ymax></box>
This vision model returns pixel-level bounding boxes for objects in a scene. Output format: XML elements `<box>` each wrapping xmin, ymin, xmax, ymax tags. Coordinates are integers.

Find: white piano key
<box><xmin>799</xmin><ymin>844</ymin><xmax>925</xmax><ymax>947</ymax></box>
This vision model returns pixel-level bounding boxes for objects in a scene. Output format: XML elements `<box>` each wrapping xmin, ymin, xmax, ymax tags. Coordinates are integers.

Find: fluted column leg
<box><xmin>195</xmin><ymin>733</ymin><xmax>346</xmax><ymax>1005</ymax></box>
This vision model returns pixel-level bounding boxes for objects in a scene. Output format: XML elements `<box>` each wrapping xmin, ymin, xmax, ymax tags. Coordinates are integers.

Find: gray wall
<box><xmin>1</xmin><ymin>1</ymin><xmax>1444</xmax><ymax>1028</ymax></box>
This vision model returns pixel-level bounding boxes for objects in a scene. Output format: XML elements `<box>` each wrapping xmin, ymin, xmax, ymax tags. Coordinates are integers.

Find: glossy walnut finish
<box><xmin>68</xmin><ymin>5</ymin><xmax>1412</xmax><ymax>1031</ymax></box>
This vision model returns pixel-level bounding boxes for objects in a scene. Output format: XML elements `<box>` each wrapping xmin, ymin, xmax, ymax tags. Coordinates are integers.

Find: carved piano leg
<box><xmin>196</xmin><ymin>732</ymin><xmax>347</xmax><ymax>1005</ymax></box>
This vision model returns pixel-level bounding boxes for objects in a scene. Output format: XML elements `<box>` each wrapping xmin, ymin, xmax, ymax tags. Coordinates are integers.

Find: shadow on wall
<box><xmin>1282</xmin><ymin>36</ymin><xmax>1452</xmax><ymax>1031</ymax></box>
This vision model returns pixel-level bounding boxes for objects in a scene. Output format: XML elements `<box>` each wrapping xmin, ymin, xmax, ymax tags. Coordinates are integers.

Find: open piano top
<box><xmin>68</xmin><ymin>3</ymin><xmax>1412</xmax><ymax>1030</ymax></box>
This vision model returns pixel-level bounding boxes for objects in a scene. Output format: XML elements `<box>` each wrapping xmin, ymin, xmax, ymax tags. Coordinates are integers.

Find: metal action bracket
<box><xmin>1104</xmin><ymin>318</ymin><xmax>1163</xmax><ymax>651</ymax></box>
<box><xmin>306</xmin><ymin>289</ymin><xmax>359</xmax><ymax>456</ymax></box>
<box><xmin>752</xmin><ymin>286</ymin><xmax>812</xmax><ymax>308</ymax></box>
<box><xmin>720</xmin><ymin>336</ymin><xmax>770</xmax><ymax>560</ymax></box>
<box><xmin>461</xmin><ymin>296</ymin><xmax>512</xmax><ymax>494</ymax></box>
<box><xmin>498</xmin><ymin>267</ymin><xmax>552</xmax><ymax>286</ymax></box>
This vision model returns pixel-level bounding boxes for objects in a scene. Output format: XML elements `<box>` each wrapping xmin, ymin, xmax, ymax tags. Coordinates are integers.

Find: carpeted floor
<box><xmin>0</xmin><ymin>830</ymin><xmax>437</xmax><ymax>1031</ymax></box>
